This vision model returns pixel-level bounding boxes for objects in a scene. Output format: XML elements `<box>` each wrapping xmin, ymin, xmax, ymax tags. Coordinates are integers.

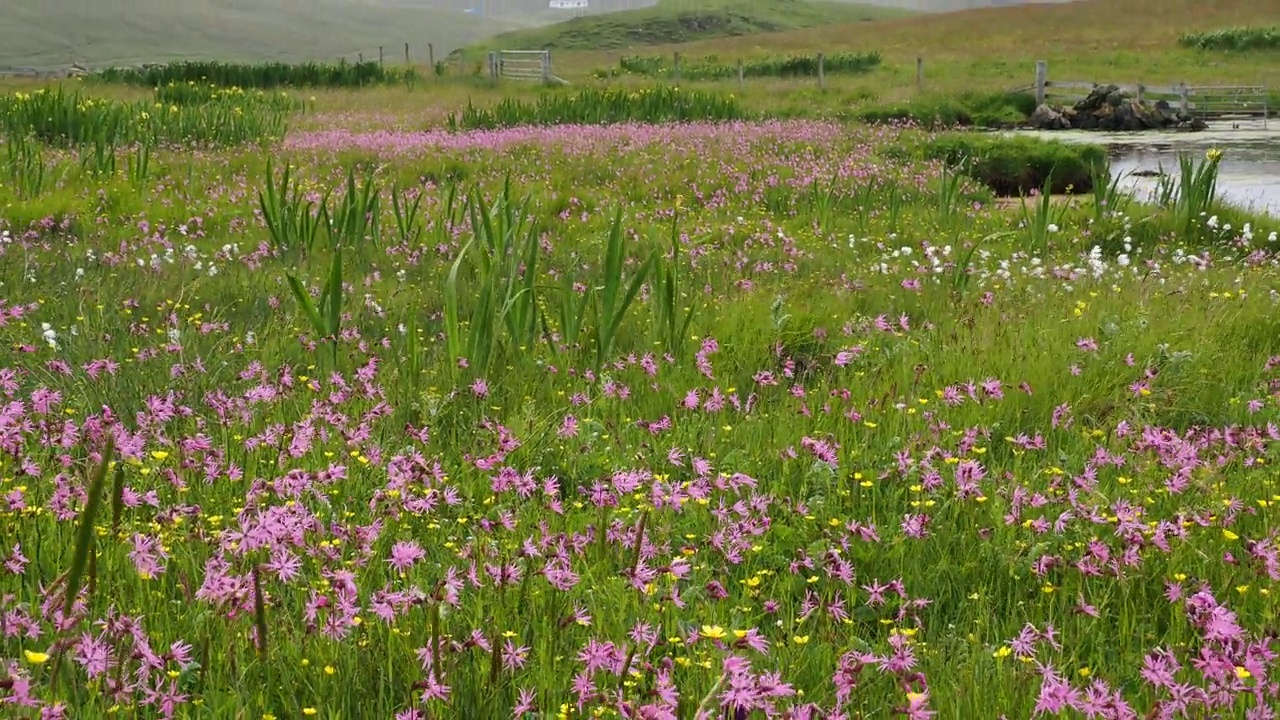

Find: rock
<box><xmin>1024</xmin><ymin>83</ymin><xmax>1206</xmax><ymax>133</ymax></box>
<box><xmin>1028</xmin><ymin>103</ymin><xmax>1071</xmax><ymax>130</ymax></box>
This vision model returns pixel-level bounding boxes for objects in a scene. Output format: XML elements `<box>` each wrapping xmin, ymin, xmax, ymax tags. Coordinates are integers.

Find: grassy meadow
<box><xmin>525</xmin><ymin>0</ymin><xmax>1280</xmax><ymax>115</ymax></box>
<box><xmin>2</xmin><ymin>0</ymin><xmax>1280</xmax><ymax>715</ymax></box>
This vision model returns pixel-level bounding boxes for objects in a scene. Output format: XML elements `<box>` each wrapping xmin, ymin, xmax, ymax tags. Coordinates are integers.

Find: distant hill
<box><xmin>637</xmin><ymin>0</ymin><xmax>1280</xmax><ymax>96</ymax></box>
<box><xmin>473</xmin><ymin>0</ymin><xmax>913</xmax><ymax>52</ymax></box>
<box><xmin>0</xmin><ymin>0</ymin><xmax>1091</xmax><ymax>73</ymax></box>
<box><xmin>827</xmin><ymin>0</ymin><xmax>1082</xmax><ymax>10</ymax></box>
<box><xmin>0</xmin><ymin>0</ymin><xmax>534</xmax><ymax>72</ymax></box>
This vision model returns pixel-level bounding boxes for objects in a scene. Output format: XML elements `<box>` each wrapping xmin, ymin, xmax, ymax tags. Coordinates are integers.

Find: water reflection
<box><xmin>1009</xmin><ymin>123</ymin><xmax>1280</xmax><ymax>216</ymax></box>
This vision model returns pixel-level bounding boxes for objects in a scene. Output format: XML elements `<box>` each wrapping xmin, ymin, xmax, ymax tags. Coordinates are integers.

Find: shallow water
<box><xmin>1009</xmin><ymin>122</ymin><xmax>1280</xmax><ymax>216</ymax></box>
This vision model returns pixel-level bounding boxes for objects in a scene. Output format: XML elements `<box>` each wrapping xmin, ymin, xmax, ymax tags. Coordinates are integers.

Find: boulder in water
<box><xmin>1026</xmin><ymin>84</ymin><xmax>1207</xmax><ymax>133</ymax></box>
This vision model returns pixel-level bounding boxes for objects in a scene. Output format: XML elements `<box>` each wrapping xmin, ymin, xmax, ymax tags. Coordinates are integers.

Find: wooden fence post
<box><xmin>1034</xmin><ymin>60</ymin><xmax>1047</xmax><ymax>105</ymax></box>
<box><xmin>359</xmin><ymin>52</ymin><xmax>364</xmax><ymax>64</ymax></box>
<box><xmin>673</xmin><ymin>52</ymin><xmax>681</xmax><ymax>83</ymax></box>
<box><xmin>405</xmin><ymin>43</ymin><xmax>410</xmax><ymax>64</ymax></box>
<box><xmin>916</xmin><ymin>56</ymin><xmax>923</xmax><ymax>91</ymax></box>
<box><xmin>428</xmin><ymin>43</ymin><xmax>435</xmax><ymax>68</ymax></box>
<box><xmin>1179</xmin><ymin>82</ymin><xmax>1190</xmax><ymax>112</ymax></box>
<box><xmin>818</xmin><ymin>53</ymin><xmax>825</xmax><ymax>90</ymax></box>
<box><xmin>379</xmin><ymin>46</ymin><xmax>384</xmax><ymax>67</ymax></box>
<box><xmin>737</xmin><ymin>59</ymin><xmax>744</xmax><ymax>91</ymax></box>
<box><xmin>1135</xmin><ymin>83</ymin><xmax>1144</xmax><ymax>102</ymax></box>
<box><xmin>541</xmin><ymin>51</ymin><xmax>552</xmax><ymax>84</ymax></box>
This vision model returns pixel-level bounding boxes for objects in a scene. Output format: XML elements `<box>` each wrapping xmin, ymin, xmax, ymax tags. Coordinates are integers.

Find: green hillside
<box><xmin>0</xmin><ymin>0</ymin><xmax>530</xmax><ymax>72</ymax></box>
<box><xmin>473</xmin><ymin>0</ymin><xmax>913</xmax><ymax>52</ymax></box>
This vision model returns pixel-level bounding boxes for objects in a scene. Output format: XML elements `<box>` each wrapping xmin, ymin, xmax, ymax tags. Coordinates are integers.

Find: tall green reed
<box><xmin>935</xmin><ymin>161</ymin><xmax>967</xmax><ymax>229</ymax></box>
<box><xmin>592</xmin><ymin>207</ymin><xmax>653</xmax><ymax>372</ymax></box>
<box><xmin>444</xmin><ymin>180</ymin><xmax>542</xmax><ymax>376</ymax></box>
<box><xmin>5</xmin><ymin>135</ymin><xmax>46</xmax><ymax>198</ymax></box>
<box><xmin>1157</xmin><ymin>149</ymin><xmax>1222</xmax><ymax>240</ymax></box>
<box><xmin>154</xmin><ymin>82</ymin><xmax>305</xmax><ymax>114</ymax></box>
<box><xmin>1018</xmin><ymin>174</ymin><xmax>1069</xmax><ymax>253</ymax></box>
<box><xmin>650</xmin><ymin>201</ymin><xmax>697</xmax><ymax>359</ymax></box>
<box><xmin>326</xmin><ymin>166</ymin><xmax>382</xmax><ymax>250</ymax></box>
<box><xmin>94</xmin><ymin>59</ymin><xmax>416</xmax><ymax>89</ymax></box>
<box><xmin>1089</xmin><ymin>160</ymin><xmax>1130</xmax><ymax>224</ymax></box>
<box><xmin>126</xmin><ymin>143</ymin><xmax>151</xmax><ymax>190</ymax></box>
<box><xmin>262</xmin><ymin>163</ymin><xmax>380</xmax><ymax>367</ymax></box>
<box><xmin>286</xmin><ymin>247</ymin><xmax>345</xmax><ymax>368</ymax></box>
<box><xmin>446</xmin><ymin>86</ymin><xmax>748</xmax><ymax>131</ymax></box>
<box><xmin>1</xmin><ymin>86</ymin><xmax>289</xmax><ymax>149</ymax></box>
<box><xmin>48</xmin><ymin>441</ymin><xmax>115</xmax><ymax>694</ymax></box>
<box><xmin>390</xmin><ymin>182</ymin><xmax>426</xmax><ymax>248</ymax></box>
<box><xmin>260</xmin><ymin>159</ymin><xmax>328</xmax><ymax>259</ymax></box>
<box><xmin>604</xmin><ymin>50</ymin><xmax>881</xmax><ymax>80</ymax></box>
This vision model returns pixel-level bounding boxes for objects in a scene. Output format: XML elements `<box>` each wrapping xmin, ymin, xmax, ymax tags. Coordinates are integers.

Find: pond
<box><xmin>1011</xmin><ymin>122</ymin><xmax>1280</xmax><ymax>216</ymax></box>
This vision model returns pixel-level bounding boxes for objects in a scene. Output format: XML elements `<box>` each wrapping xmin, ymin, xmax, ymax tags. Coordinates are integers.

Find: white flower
<box><xmin>1047</xmin><ymin>224</ymin><xmax>1059</xmax><ymax>233</ymax></box>
<box><xmin>40</xmin><ymin>323</ymin><xmax>58</xmax><ymax>350</ymax></box>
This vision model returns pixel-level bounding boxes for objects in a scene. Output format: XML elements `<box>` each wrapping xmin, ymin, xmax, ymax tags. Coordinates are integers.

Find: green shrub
<box><xmin>153</xmin><ymin>83</ymin><xmax>305</xmax><ymax>113</ymax></box>
<box><xmin>597</xmin><ymin>51</ymin><xmax>882</xmax><ymax>80</ymax></box>
<box><xmin>0</xmin><ymin>86</ymin><xmax>288</xmax><ymax>148</ymax></box>
<box><xmin>920</xmin><ymin>133</ymin><xmax>1107</xmax><ymax>196</ymax></box>
<box><xmin>858</xmin><ymin>91</ymin><xmax>1036</xmax><ymax>129</ymax></box>
<box><xmin>1178</xmin><ymin>26</ymin><xmax>1280</xmax><ymax>52</ymax></box>
<box><xmin>93</xmin><ymin>59</ymin><xmax>416</xmax><ymax>89</ymax></box>
<box><xmin>446</xmin><ymin>86</ymin><xmax>749</xmax><ymax>130</ymax></box>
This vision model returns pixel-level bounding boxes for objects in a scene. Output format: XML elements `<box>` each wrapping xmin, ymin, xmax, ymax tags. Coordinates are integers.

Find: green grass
<box><xmin>857</xmin><ymin>90</ymin><xmax>1037</xmax><ymax>129</ymax></box>
<box><xmin>1178</xmin><ymin>26</ymin><xmax>1280</xmax><ymax>51</ymax></box>
<box><xmin>445</xmin><ymin>85</ymin><xmax>749</xmax><ymax>129</ymax></box>
<box><xmin>0</xmin><ymin>0</ymin><xmax>531</xmax><ymax>71</ymax></box>
<box><xmin>1</xmin><ymin>85</ymin><xmax>292</xmax><ymax>148</ymax></box>
<box><xmin>2</xmin><ymin>80</ymin><xmax>1280</xmax><ymax>718</ymax></box>
<box><xmin>596</xmin><ymin>50</ymin><xmax>882</xmax><ymax>80</ymax></box>
<box><xmin>93</xmin><ymin>60</ymin><xmax>419</xmax><ymax>90</ymax></box>
<box><xmin>470</xmin><ymin>0</ymin><xmax>912</xmax><ymax>53</ymax></box>
<box><xmin>542</xmin><ymin>0</ymin><xmax>1280</xmax><ymax>109</ymax></box>
<box><xmin>916</xmin><ymin>132</ymin><xmax>1107</xmax><ymax>196</ymax></box>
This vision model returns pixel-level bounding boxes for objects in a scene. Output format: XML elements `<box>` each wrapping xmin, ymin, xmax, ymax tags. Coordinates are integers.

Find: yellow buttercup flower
<box><xmin>24</xmin><ymin>649</ymin><xmax>50</xmax><ymax>664</ymax></box>
<box><xmin>700</xmin><ymin>625</ymin><xmax>726</xmax><ymax>640</ymax></box>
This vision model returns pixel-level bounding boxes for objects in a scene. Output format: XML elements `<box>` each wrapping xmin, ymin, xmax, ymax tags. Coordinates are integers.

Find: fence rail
<box><xmin>1032</xmin><ymin>60</ymin><xmax>1270</xmax><ymax>127</ymax></box>
<box><xmin>487</xmin><ymin>50</ymin><xmax>567</xmax><ymax>85</ymax></box>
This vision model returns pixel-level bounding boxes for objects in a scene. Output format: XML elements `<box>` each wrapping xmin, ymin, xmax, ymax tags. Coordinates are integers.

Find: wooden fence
<box><xmin>487</xmin><ymin>50</ymin><xmax>568</xmax><ymax>85</ymax></box>
<box><xmin>1031</xmin><ymin>60</ymin><xmax>1270</xmax><ymax>127</ymax></box>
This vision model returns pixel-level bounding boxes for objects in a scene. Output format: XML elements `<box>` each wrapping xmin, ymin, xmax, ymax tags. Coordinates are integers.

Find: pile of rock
<box><xmin>1028</xmin><ymin>84</ymin><xmax>1208</xmax><ymax>132</ymax></box>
